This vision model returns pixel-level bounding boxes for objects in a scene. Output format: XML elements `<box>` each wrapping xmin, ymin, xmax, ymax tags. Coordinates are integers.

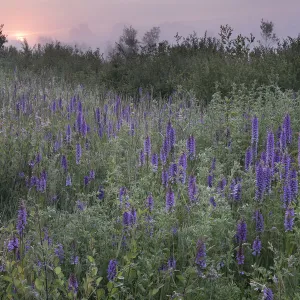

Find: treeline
<box><xmin>0</xmin><ymin>20</ymin><xmax>300</xmax><ymax>103</ymax></box>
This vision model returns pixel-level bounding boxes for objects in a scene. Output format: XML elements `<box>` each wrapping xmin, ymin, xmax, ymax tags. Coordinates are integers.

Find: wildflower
<box><xmin>61</xmin><ymin>155</ymin><xmax>68</xmax><ymax>172</ymax></box>
<box><xmin>107</xmin><ymin>259</ymin><xmax>117</xmax><ymax>281</ymax></box>
<box><xmin>139</xmin><ymin>149</ymin><xmax>145</xmax><ymax>166</ymax></box>
<box><xmin>54</xmin><ymin>244</ymin><xmax>64</xmax><ymax>263</ymax></box>
<box><xmin>167</xmin><ymin>122</ymin><xmax>176</xmax><ymax>149</ymax></box>
<box><xmin>207</xmin><ymin>174</ymin><xmax>213</xmax><ymax>188</ymax></box>
<box><xmin>68</xmin><ymin>274</ymin><xmax>78</xmax><ymax>294</ymax></box>
<box><xmin>119</xmin><ymin>187</ymin><xmax>126</xmax><ymax>204</ymax></box>
<box><xmin>209</xmin><ymin>196</ymin><xmax>216</xmax><ymax>208</ymax></box>
<box><xmin>97</xmin><ymin>186</ymin><xmax>105</xmax><ymax>200</ymax></box>
<box><xmin>251</xmin><ymin>116</ymin><xmax>259</xmax><ymax>157</ymax></box>
<box><xmin>169</xmin><ymin>163</ymin><xmax>177</xmax><ymax>183</ymax></box>
<box><xmin>188</xmin><ymin>175</ymin><xmax>198</xmax><ymax>203</ymax></box>
<box><xmin>145</xmin><ymin>147</ymin><xmax>154</xmax><ymax>168</ymax></box>
<box><xmin>162</xmin><ymin>169</ymin><xmax>169</xmax><ymax>187</ymax></box>
<box><xmin>266</xmin><ymin>130</ymin><xmax>274</xmax><ymax>169</ymax></box>
<box><xmin>168</xmin><ymin>257</ymin><xmax>176</xmax><ymax>270</ymax></box>
<box><xmin>76</xmin><ymin>143</ymin><xmax>81</xmax><ymax>165</ymax></box>
<box><xmin>290</xmin><ymin>169</ymin><xmax>298</xmax><ymax>199</ymax></box>
<box><xmin>76</xmin><ymin>200</ymin><xmax>86</xmax><ymax>211</ymax></box>
<box><xmin>252</xmin><ymin>236</ymin><xmax>262</xmax><ymax>256</ymax></box>
<box><xmin>263</xmin><ymin>288</ymin><xmax>274</xmax><ymax>300</ymax></box>
<box><xmin>254</xmin><ymin>210</ymin><xmax>264</xmax><ymax>233</ymax></box>
<box><xmin>16</xmin><ymin>200</ymin><xmax>27</xmax><ymax>237</ymax></box>
<box><xmin>284</xmin><ymin>207</ymin><xmax>295</xmax><ymax>231</ymax></box>
<box><xmin>283</xmin><ymin>113</ymin><xmax>292</xmax><ymax>144</ymax></box>
<box><xmin>84</xmin><ymin>176</ymin><xmax>89</xmax><ymax>186</ymax></box>
<box><xmin>70</xmin><ymin>256</ymin><xmax>79</xmax><ymax>265</ymax></box>
<box><xmin>280</xmin><ymin>128</ymin><xmax>287</xmax><ymax>151</ymax></box>
<box><xmin>298</xmin><ymin>134</ymin><xmax>300</xmax><ymax>168</ymax></box>
<box><xmin>236</xmin><ymin>219</ymin><xmax>247</xmax><ymax>243</ymax></box>
<box><xmin>144</xmin><ymin>135</ymin><xmax>151</xmax><ymax>158</ymax></box>
<box><xmin>255</xmin><ymin>163</ymin><xmax>265</xmax><ymax>201</ymax></box>
<box><xmin>66</xmin><ymin>174</ymin><xmax>72</xmax><ymax>186</ymax></box>
<box><xmin>166</xmin><ymin>188</ymin><xmax>175</xmax><ymax>212</ymax></box>
<box><xmin>195</xmin><ymin>240</ymin><xmax>206</xmax><ymax>269</ymax></box>
<box><xmin>236</xmin><ymin>245</ymin><xmax>244</xmax><ymax>265</ymax></box>
<box><xmin>186</xmin><ymin>135</ymin><xmax>196</xmax><ymax>159</ymax></box>
<box><xmin>89</xmin><ymin>170</ymin><xmax>95</xmax><ymax>180</ymax></box>
<box><xmin>7</xmin><ymin>237</ymin><xmax>19</xmax><ymax>252</ymax></box>
<box><xmin>146</xmin><ymin>194</ymin><xmax>154</xmax><ymax>212</ymax></box>
<box><xmin>283</xmin><ymin>182</ymin><xmax>292</xmax><ymax>208</ymax></box>
<box><xmin>178</xmin><ymin>152</ymin><xmax>187</xmax><ymax>184</ymax></box>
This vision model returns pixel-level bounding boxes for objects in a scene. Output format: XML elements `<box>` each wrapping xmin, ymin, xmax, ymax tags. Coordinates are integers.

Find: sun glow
<box><xmin>14</xmin><ymin>33</ymin><xmax>27</xmax><ymax>42</ymax></box>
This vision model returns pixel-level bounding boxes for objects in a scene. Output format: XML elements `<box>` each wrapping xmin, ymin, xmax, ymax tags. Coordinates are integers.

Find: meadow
<box><xmin>0</xmin><ymin>66</ymin><xmax>299</xmax><ymax>300</ymax></box>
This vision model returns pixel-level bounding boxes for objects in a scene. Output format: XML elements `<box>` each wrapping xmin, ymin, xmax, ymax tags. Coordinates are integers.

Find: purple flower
<box><xmin>254</xmin><ymin>210</ymin><xmax>264</xmax><ymax>233</ymax></box>
<box><xmin>162</xmin><ymin>169</ymin><xmax>169</xmax><ymax>187</ymax></box>
<box><xmin>168</xmin><ymin>257</ymin><xmax>176</xmax><ymax>270</ymax></box>
<box><xmin>97</xmin><ymin>186</ymin><xmax>105</xmax><ymax>200</ymax></box>
<box><xmin>81</xmin><ymin>117</ymin><xmax>87</xmax><ymax>137</ymax></box>
<box><xmin>139</xmin><ymin>149</ymin><xmax>145</xmax><ymax>167</ymax></box>
<box><xmin>107</xmin><ymin>259</ymin><xmax>118</xmax><ymax>281</ymax></box>
<box><xmin>195</xmin><ymin>240</ymin><xmax>206</xmax><ymax>269</ymax></box>
<box><xmin>188</xmin><ymin>175</ymin><xmax>198</xmax><ymax>203</ymax></box>
<box><xmin>76</xmin><ymin>143</ymin><xmax>82</xmax><ymax>165</ymax></box>
<box><xmin>84</xmin><ymin>176</ymin><xmax>89</xmax><ymax>186</ymax></box>
<box><xmin>284</xmin><ymin>207</ymin><xmax>295</xmax><ymax>231</ymax></box>
<box><xmin>298</xmin><ymin>134</ymin><xmax>300</xmax><ymax>169</ymax></box>
<box><xmin>76</xmin><ymin>200</ymin><xmax>86</xmax><ymax>211</ymax></box>
<box><xmin>144</xmin><ymin>135</ymin><xmax>151</xmax><ymax>158</ymax></box>
<box><xmin>186</xmin><ymin>135</ymin><xmax>196</xmax><ymax>159</ymax></box>
<box><xmin>263</xmin><ymin>288</ymin><xmax>274</xmax><ymax>300</ymax></box>
<box><xmin>166</xmin><ymin>188</ymin><xmax>175</xmax><ymax>212</ymax></box>
<box><xmin>236</xmin><ymin>219</ymin><xmax>247</xmax><ymax>243</ymax></box>
<box><xmin>209</xmin><ymin>196</ymin><xmax>216</xmax><ymax>208</ymax></box>
<box><xmin>54</xmin><ymin>244</ymin><xmax>64</xmax><ymax>263</ymax></box>
<box><xmin>207</xmin><ymin>174</ymin><xmax>213</xmax><ymax>188</ymax></box>
<box><xmin>123</xmin><ymin>209</ymin><xmax>137</xmax><ymax>227</ymax></box>
<box><xmin>61</xmin><ymin>155</ymin><xmax>68</xmax><ymax>172</ymax></box>
<box><xmin>71</xmin><ymin>255</ymin><xmax>79</xmax><ymax>265</ymax></box>
<box><xmin>283</xmin><ymin>113</ymin><xmax>292</xmax><ymax>144</ymax></box>
<box><xmin>280</xmin><ymin>128</ymin><xmax>287</xmax><ymax>151</ymax></box>
<box><xmin>252</xmin><ymin>236</ymin><xmax>262</xmax><ymax>256</ymax></box>
<box><xmin>167</xmin><ymin>122</ymin><xmax>176</xmax><ymax>149</ymax></box>
<box><xmin>251</xmin><ymin>116</ymin><xmax>259</xmax><ymax>157</ymax></box>
<box><xmin>236</xmin><ymin>245</ymin><xmax>244</xmax><ymax>265</ymax></box>
<box><xmin>119</xmin><ymin>187</ymin><xmax>126</xmax><ymax>204</ymax></box>
<box><xmin>7</xmin><ymin>237</ymin><xmax>19</xmax><ymax>252</ymax></box>
<box><xmin>245</xmin><ymin>147</ymin><xmax>253</xmax><ymax>171</ymax></box>
<box><xmin>266</xmin><ymin>130</ymin><xmax>274</xmax><ymax>169</ymax></box>
<box><xmin>89</xmin><ymin>170</ymin><xmax>95</xmax><ymax>180</ymax></box>
<box><xmin>290</xmin><ymin>169</ymin><xmax>298</xmax><ymax>199</ymax></box>
<box><xmin>68</xmin><ymin>274</ymin><xmax>78</xmax><ymax>294</ymax></box>
<box><xmin>151</xmin><ymin>153</ymin><xmax>158</xmax><ymax>172</ymax></box>
<box><xmin>283</xmin><ymin>182</ymin><xmax>292</xmax><ymax>208</ymax></box>
<box><xmin>169</xmin><ymin>163</ymin><xmax>177</xmax><ymax>183</ymax></box>
<box><xmin>178</xmin><ymin>152</ymin><xmax>187</xmax><ymax>184</ymax></box>
<box><xmin>17</xmin><ymin>200</ymin><xmax>27</xmax><ymax>237</ymax></box>
<box><xmin>66</xmin><ymin>174</ymin><xmax>72</xmax><ymax>186</ymax></box>
<box><xmin>146</xmin><ymin>194</ymin><xmax>154</xmax><ymax>212</ymax></box>
<box><xmin>255</xmin><ymin>163</ymin><xmax>266</xmax><ymax>201</ymax></box>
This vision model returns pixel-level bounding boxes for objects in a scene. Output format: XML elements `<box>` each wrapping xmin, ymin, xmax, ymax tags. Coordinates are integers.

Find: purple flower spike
<box><xmin>236</xmin><ymin>219</ymin><xmax>247</xmax><ymax>243</ymax></box>
<box><xmin>245</xmin><ymin>147</ymin><xmax>253</xmax><ymax>171</ymax></box>
<box><xmin>252</xmin><ymin>236</ymin><xmax>262</xmax><ymax>256</ymax></box>
<box><xmin>144</xmin><ymin>135</ymin><xmax>151</xmax><ymax>158</ymax></box>
<box><xmin>254</xmin><ymin>210</ymin><xmax>264</xmax><ymax>233</ymax></box>
<box><xmin>195</xmin><ymin>240</ymin><xmax>206</xmax><ymax>269</ymax></box>
<box><xmin>107</xmin><ymin>259</ymin><xmax>118</xmax><ymax>281</ymax></box>
<box><xmin>188</xmin><ymin>175</ymin><xmax>198</xmax><ymax>203</ymax></box>
<box><xmin>17</xmin><ymin>200</ymin><xmax>27</xmax><ymax>237</ymax></box>
<box><xmin>68</xmin><ymin>274</ymin><xmax>78</xmax><ymax>294</ymax></box>
<box><xmin>263</xmin><ymin>288</ymin><xmax>274</xmax><ymax>300</ymax></box>
<box><xmin>284</xmin><ymin>207</ymin><xmax>295</xmax><ymax>231</ymax></box>
<box><xmin>166</xmin><ymin>188</ymin><xmax>175</xmax><ymax>212</ymax></box>
<box><xmin>151</xmin><ymin>153</ymin><xmax>158</xmax><ymax>172</ymax></box>
<box><xmin>186</xmin><ymin>135</ymin><xmax>196</xmax><ymax>159</ymax></box>
<box><xmin>76</xmin><ymin>143</ymin><xmax>81</xmax><ymax>165</ymax></box>
<box><xmin>236</xmin><ymin>245</ymin><xmax>245</xmax><ymax>265</ymax></box>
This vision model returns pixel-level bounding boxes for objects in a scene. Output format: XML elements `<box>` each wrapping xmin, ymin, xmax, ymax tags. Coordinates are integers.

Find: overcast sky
<box><xmin>1</xmin><ymin>0</ymin><xmax>300</xmax><ymax>53</ymax></box>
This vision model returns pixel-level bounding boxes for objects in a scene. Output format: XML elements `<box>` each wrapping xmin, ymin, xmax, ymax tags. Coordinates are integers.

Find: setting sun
<box><xmin>14</xmin><ymin>32</ymin><xmax>27</xmax><ymax>42</ymax></box>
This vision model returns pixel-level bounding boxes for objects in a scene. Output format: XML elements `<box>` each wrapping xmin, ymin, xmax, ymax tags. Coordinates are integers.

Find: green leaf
<box><xmin>87</xmin><ymin>255</ymin><xmax>95</xmax><ymax>263</ymax></box>
<box><xmin>96</xmin><ymin>277</ymin><xmax>103</xmax><ymax>285</ymax></box>
<box><xmin>35</xmin><ymin>278</ymin><xmax>43</xmax><ymax>291</ymax></box>
<box><xmin>96</xmin><ymin>288</ymin><xmax>105</xmax><ymax>299</ymax></box>
<box><xmin>54</xmin><ymin>267</ymin><xmax>61</xmax><ymax>275</ymax></box>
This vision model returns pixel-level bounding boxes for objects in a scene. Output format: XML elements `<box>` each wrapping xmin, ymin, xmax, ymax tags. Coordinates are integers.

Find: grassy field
<box><xmin>0</xmin><ymin>69</ymin><xmax>299</xmax><ymax>299</ymax></box>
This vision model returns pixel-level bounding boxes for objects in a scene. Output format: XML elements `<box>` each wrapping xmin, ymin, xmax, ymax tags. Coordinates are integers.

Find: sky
<box><xmin>1</xmin><ymin>0</ymin><xmax>300</xmax><ymax>54</ymax></box>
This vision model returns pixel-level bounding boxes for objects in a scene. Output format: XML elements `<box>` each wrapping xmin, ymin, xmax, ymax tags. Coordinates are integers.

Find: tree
<box><xmin>259</xmin><ymin>18</ymin><xmax>278</xmax><ymax>49</ymax></box>
<box><xmin>116</xmin><ymin>25</ymin><xmax>139</xmax><ymax>58</ymax></box>
<box><xmin>0</xmin><ymin>24</ymin><xmax>8</xmax><ymax>49</ymax></box>
<box><xmin>142</xmin><ymin>27</ymin><xmax>160</xmax><ymax>53</ymax></box>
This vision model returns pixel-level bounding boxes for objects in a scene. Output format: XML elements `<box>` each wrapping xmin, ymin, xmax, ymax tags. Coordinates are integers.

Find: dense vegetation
<box><xmin>0</xmin><ymin>21</ymin><xmax>300</xmax><ymax>299</ymax></box>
